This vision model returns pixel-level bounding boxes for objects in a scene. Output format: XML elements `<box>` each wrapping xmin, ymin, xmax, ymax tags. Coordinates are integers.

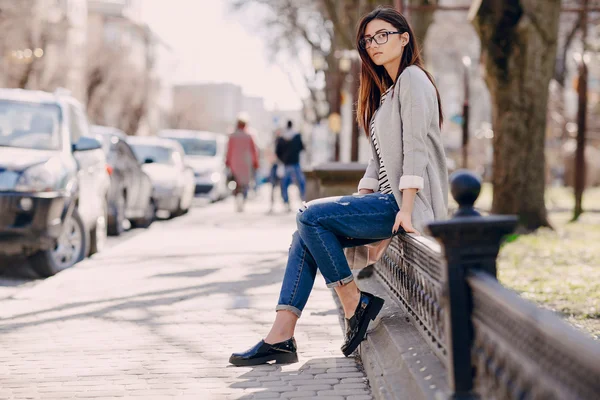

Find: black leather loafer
<box><xmin>341</xmin><ymin>291</ymin><xmax>384</xmax><ymax>356</ymax></box>
<box><xmin>229</xmin><ymin>338</ymin><xmax>298</xmax><ymax>366</ymax></box>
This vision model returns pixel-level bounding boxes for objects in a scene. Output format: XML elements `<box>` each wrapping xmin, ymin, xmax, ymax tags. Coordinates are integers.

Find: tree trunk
<box><xmin>573</xmin><ymin>0</ymin><xmax>589</xmax><ymax>221</ymax></box>
<box><xmin>473</xmin><ymin>0</ymin><xmax>561</xmax><ymax>231</ymax></box>
<box><xmin>407</xmin><ymin>0</ymin><xmax>437</xmax><ymax>50</ymax></box>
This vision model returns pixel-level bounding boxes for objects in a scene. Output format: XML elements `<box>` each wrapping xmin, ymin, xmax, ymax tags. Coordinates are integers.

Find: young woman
<box><xmin>230</xmin><ymin>6</ymin><xmax>448</xmax><ymax>366</ymax></box>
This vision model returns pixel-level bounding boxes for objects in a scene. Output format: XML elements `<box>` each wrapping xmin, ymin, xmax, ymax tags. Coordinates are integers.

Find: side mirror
<box><xmin>143</xmin><ymin>158</ymin><xmax>154</xmax><ymax>164</ymax></box>
<box><xmin>72</xmin><ymin>136</ymin><xmax>102</xmax><ymax>152</ymax></box>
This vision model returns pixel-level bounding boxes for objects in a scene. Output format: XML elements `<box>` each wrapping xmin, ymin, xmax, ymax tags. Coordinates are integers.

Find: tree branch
<box><xmin>555</xmin><ymin>12</ymin><xmax>583</xmax><ymax>86</ymax></box>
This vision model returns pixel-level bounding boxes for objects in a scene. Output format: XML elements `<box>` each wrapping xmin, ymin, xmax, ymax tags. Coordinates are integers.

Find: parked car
<box><xmin>127</xmin><ymin>136</ymin><xmax>194</xmax><ymax>217</ymax></box>
<box><xmin>91</xmin><ymin>126</ymin><xmax>155</xmax><ymax>235</ymax></box>
<box><xmin>0</xmin><ymin>88</ymin><xmax>109</xmax><ymax>277</ymax></box>
<box><xmin>158</xmin><ymin>129</ymin><xmax>229</xmax><ymax>202</ymax></box>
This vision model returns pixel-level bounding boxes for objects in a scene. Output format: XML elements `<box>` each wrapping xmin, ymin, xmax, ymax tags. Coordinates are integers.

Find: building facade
<box><xmin>87</xmin><ymin>0</ymin><xmax>173</xmax><ymax>135</ymax></box>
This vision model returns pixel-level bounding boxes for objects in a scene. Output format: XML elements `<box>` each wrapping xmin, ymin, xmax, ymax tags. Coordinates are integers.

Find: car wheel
<box><xmin>179</xmin><ymin>198</ymin><xmax>190</xmax><ymax>215</ymax></box>
<box><xmin>29</xmin><ymin>208</ymin><xmax>87</xmax><ymax>278</ymax></box>
<box><xmin>170</xmin><ymin>196</ymin><xmax>183</xmax><ymax>218</ymax></box>
<box><xmin>131</xmin><ymin>199</ymin><xmax>155</xmax><ymax>229</ymax></box>
<box><xmin>107</xmin><ymin>191</ymin><xmax>126</xmax><ymax>236</ymax></box>
<box><xmin>182</xmin><ymin>188</ymin><xmax>194</xmax><ymax>213</ymax></box>
<box><xmin>89</xmin><ymin>198</ymin><xmax>108</xmax><ymax>256</ymax></box>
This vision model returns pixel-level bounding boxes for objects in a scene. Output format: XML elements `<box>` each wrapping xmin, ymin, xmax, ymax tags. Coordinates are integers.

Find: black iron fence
<box><xmin>374</xmin><ymin>170</ymin><xmax>600</xmax><ymax>399</ymax></box>
<box><xmin>378</xmin><ymin>233</ymin><xmax>447</xmax><ymax>363</ymax></box>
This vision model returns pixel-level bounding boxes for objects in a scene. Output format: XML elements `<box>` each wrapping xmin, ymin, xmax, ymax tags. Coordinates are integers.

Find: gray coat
<box><xmin>358</xmin><ymin>65</ymin><xmax>449</xmax><ymax>231</ymax></box>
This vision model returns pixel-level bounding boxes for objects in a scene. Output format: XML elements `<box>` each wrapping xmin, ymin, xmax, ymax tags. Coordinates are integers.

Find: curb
<box><xmin>355</xmin><ymin>271</ymin><xmax>450</xmax><ymax>400</ymax></box>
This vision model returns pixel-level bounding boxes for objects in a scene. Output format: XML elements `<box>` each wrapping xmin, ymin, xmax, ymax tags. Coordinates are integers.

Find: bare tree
<box><xmin>232</xmin><ymin>0</ymin><xmax>335</xmax><ymax>123</ymax></box>
<box><xmin>0</xmin><ymin>0</ymin><xmax>69</xmax><ymax>91</ymax></box>
<box><xmin>85</xmin><ymin>31</ymin><xmax>150</xmax><ymax>135</ymax></box>
<box><xmin>406</xmin><ymin>0</ymin><xmax>439</xmax><ymax>49</ymax></box>
<box><xmin>231</xmin><ymin>0</ymin><xmax>439</xmax><ymax>161</ymax></box>
<box><xmin>473</xmin><ymin>0</ymin><xmax>562</xmax><ymax>231</ymax></box>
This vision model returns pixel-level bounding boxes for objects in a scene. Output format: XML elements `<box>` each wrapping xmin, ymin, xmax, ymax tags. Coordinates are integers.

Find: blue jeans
<box><xmin>276</xmin><ymin>193</ymin><xmax>400</xmax><ymax>317</ymax></box>
<box><xmin>281</xmin><ymin>164</ymin><xmax>306</xmax><ymax>203</ymax></box>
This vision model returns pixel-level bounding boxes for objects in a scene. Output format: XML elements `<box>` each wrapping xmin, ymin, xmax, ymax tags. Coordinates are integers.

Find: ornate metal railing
<box><xmin>376</xmin><ymin>233</ymin><xmax>447</xmax><ymax>363</ymax></box>
<box><xmin>469</xmin><ymin>271</ymin><xmax>600</xmax><ymax>400</ymax></box>
<box><xmin>371</xmin><ymin>170</ymin><xmax>600</xmax><ymax>399</ymax></box>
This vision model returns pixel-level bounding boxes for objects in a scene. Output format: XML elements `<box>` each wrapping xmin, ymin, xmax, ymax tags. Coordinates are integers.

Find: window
<box><xmin>129</xmin><ymin>144</ymin><xmax>175</xmax><ymax>165</ymax></box>
<box><xmin>167</xmin><ymin>137</ymin><xmax>218</xmax><ymax>157</ymax></box>
<box><xmin>68</xmin><ymin>104</ymin><xmax>90</xmax><ymax>144</ymax></box>
<box><xmin>0</xmin><ymin>100</ymin><xmax>62</xmax><ymax>150</ymax></box>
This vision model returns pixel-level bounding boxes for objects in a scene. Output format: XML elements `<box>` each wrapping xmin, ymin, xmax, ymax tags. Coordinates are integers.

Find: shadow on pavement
<box><xmin>230</xmin><ymin>357</ymin><xmax>364</xmax><ymax>399</ymax></box>
<box><xmin>0</xmin><ymin>255</ymin><xmax>287</xmax><ymax>359</ymax></box>
<box><xmin>95</xmin><ymin>250</ymin><xmax>289</xmax><ymax>266</ymax></box>
<box><xmin>151</xmin><ymin>268</ymin><xmax>219</xmax><ymax>279</ymax></box>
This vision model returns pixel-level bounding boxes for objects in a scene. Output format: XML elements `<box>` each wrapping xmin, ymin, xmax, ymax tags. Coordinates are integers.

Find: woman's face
<box><xmin>363</xmin><ymin>19</ymin><xmax>407</xmax><ymax>67</ymax></box>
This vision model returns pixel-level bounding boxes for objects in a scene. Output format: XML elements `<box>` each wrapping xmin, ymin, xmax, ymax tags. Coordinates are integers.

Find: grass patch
<box><xmin>449</xmin><ymin>183</ymin><xmax>600</xmax><ymax>213</ymax></box>
<box><xmin>497</xmin><ymin>212</ymin><xmax>600</xmax><ymax>340</ymax></box>
<box><xmin>447</xmin><ymin>183</ymin><xmax>600</xmax><ymax>337</ymax></box>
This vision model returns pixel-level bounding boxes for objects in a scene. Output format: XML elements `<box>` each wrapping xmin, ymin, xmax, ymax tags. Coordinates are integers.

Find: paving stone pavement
<box><xmin>0</xmin><ymin>192</ymin><xmax>373</xmax><ymax>400</ymax></box>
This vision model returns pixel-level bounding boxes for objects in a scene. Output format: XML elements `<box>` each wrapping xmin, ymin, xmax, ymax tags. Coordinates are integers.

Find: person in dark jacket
<box><xmin>275</xmin><ymin>120</ymin><xmax>306</xmax><ymax>212</ymax></box>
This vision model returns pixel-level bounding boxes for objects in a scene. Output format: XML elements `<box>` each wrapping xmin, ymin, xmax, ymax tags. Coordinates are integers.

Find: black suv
<box><xmin>0</xmin><ymin>89</ymin><xmax>110</xmax><ymax>277</ymax></box>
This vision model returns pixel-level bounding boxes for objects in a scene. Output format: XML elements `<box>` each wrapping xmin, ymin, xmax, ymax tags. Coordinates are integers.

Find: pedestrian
<box><xmin>229</xmin><ymin>6</ymin><xmax>448</xmax><ymax>366</ymax></box>
<box><xmin>225</xmin><ymin>112</ymin><xmax>260</xmax><ymax>213</ymax></box>
<box><xmin>267</xmin><ymin>129</ymin><xmax>284</xmax><ymax>214</ymax></box>
<box><xmin>276</xmin><ymin>120</ymin><xmax>306</xmax><ymax>212</ymax></box>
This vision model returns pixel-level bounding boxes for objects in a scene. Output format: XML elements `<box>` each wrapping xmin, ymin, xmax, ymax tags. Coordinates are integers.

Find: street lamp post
<box><xmin>573</xmin><ymin>51</ymin><xmax>589</xmax><ymax>220</ymax></box>
<box><xmin>462</xmin><ymin>56</ymin><xmax>471</xmax><ymax>169</ymax></box>
<box><xmin>573</xmin><ymin>0</ymin><xmax>589</xmax><ymax>221</ymax></box>
<box><xmin>338</xmin><ymin>49</ymin><xmax>360</xmax><ymax>162</ymax></box>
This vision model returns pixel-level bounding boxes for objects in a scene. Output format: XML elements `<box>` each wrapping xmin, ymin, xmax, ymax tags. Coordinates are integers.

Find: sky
<box><xmin>141</xmin><ymin>0</ymin><xmax>305</xmax><ymax>111</ymax></box>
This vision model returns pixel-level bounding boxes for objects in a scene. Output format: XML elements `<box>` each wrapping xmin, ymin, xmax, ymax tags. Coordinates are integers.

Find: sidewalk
<box><xmin>0</xmin><ymin>190</ymin><xmax>373</xmax><ymax>400</ymax></box>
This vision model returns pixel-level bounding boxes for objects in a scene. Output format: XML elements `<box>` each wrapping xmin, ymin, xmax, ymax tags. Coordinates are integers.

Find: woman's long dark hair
<box><xmin>356</xmin><ymin>6</ymin><xmax>443</xmax><ymax>133</ymax></box>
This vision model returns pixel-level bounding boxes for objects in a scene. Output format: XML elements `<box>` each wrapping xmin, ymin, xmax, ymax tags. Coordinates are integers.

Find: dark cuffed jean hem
<box><xmin>325</xmin><ymin>274</ymin><xmax>354</xmax><ymax>288</ymax></box>
<box><xmin>275</xmin><ymin>304</ymin><xmax>302</xmax><ymax>318</ymax></box>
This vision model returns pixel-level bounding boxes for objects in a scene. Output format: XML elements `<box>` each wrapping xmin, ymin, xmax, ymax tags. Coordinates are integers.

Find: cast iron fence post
<box><xmin>427</xmin><ymin>170</ymin><xmax>518</xmax><ymax>399</ymax></box>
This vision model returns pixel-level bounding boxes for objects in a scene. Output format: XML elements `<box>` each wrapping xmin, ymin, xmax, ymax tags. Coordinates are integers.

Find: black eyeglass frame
<box><xmin>359</xmin><ymin>31</ymin><xmax>402</xmax><ymax>49</ymax></box>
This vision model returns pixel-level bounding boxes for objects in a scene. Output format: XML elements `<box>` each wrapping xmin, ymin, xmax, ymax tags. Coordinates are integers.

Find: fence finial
<box><xmin>450</xmin><ymin>170</ymin><xmax>482</xmax><ymax>217</ymax></box>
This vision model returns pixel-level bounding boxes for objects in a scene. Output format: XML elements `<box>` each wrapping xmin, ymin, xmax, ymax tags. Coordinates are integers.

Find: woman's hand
<box><xmin>392</xmin><ymin>211</ymin><xmax>420</xmax><ymax>235</ymax></box>
<box><xmin>358</xmin><ymin>189</ymin><xmax>374</xmax><ymax>195</ymax></box>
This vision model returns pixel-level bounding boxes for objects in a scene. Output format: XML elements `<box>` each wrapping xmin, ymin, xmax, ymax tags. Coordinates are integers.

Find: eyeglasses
<box><xmin>360</xmin><ymin>31</ymin><xmax>401</xmax><ymax>49</ymax></box>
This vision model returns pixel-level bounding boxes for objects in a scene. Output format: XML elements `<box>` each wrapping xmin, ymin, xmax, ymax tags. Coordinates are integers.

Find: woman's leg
<box><xmin>296</xmin><ymin>193</ymin><xmax>399</xmax><ymax>316</ymax></box>
<box><xmin>266</xmin><ymin>230</ymin><xmax>378</xmax><ymax>343</ymax></box>
<box><xmin>266</xmin><ymin>231</ymin><xmax>317</xmax><ymax>343</ymax></box>
<box><xmin>230</xmin><ymin>195</ymin><xmax>397</xmax><ymax>365</ymax></box>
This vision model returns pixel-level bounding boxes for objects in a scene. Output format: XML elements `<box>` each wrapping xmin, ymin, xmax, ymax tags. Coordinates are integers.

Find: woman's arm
<box><xmin>398</xmin><ymin>67</ymin><xmax>435</xmax><ymax>210</ymax></box>
<box><xmin>392</xmin><ymin>68</ymin><xmax>436</xmax><ymax>234</ymax></box>
<box><xmin>357</xmin><ymin>156</ymin><xmax>379</xmax><ymax>193</ymax></box>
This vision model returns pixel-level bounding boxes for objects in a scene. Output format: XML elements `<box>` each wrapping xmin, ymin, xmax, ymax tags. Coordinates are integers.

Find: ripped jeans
<box><xmin>276</xmin><ymin>192</ymin><xmax>400</xmax><ymax>318</ymax></box>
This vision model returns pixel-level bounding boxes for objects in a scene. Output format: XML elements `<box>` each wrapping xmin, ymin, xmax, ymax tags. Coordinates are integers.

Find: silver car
<box><xmin>127</xmin><ymin>136</ymin><xmax>195</xmax><ymax>217</ymax></box>
<box><xmin>158</xmin><ymin>129</ymin><xmax>229</xmax><ymax>202</ymax></box>
<box><xmin>0</xmin><ymin>88</ymin><xmax>110</xmax><ymax>276</ymax></box>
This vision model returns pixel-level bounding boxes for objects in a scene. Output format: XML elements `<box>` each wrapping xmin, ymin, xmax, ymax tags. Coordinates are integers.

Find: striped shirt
<box><xmin>370</xmin><ymin>86</ymin><xmax>394</xmax><ymax>194</ymax></box>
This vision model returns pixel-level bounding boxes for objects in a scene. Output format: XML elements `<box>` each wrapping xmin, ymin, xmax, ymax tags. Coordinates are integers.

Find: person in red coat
<box><xmin>226</xmin><ymin>113</ymin><xmax>259</xmax><ymax>212</ymax></box>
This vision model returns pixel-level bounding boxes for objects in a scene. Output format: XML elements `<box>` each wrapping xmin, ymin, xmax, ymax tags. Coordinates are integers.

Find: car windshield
<box><xmin>0</xmin><ymin>100</ymin><xmax>61</xmax><ymax>150</ymax></box>
<box><xmin>130</xmin><ymin>144</ymin><xmax>175</xmax><ymax>165</ymax></box>
<box><xmin>168</xmin><ymin>137</ymin><xmax>217</xmax><ymax>157</ymax></box>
